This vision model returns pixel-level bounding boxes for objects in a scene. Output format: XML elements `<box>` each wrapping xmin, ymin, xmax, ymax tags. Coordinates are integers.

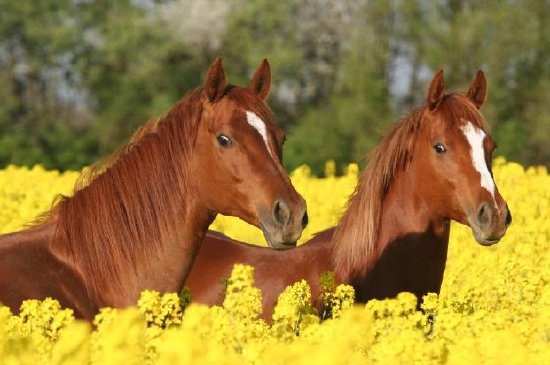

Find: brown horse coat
<box><xmin>0</xmin><ymin>58</ymin><xmax>307</xmax><ymax>319</ymax></box>
<box><xmin>186</xmin><ymin>70</ymin><xmax>512</xmax><ymax>319</ymax></box>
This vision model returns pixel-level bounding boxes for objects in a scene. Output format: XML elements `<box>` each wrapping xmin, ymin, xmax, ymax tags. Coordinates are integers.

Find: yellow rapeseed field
<box><xmin>0</xmin><ymin>158</ymin><xmax>548</xmax><ymax>364</ymax></box>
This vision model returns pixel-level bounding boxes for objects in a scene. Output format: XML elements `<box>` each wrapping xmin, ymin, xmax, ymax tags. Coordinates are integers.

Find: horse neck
<box><xmin>378</xmin><ymin>166</ymin><xmax>450</xmax><ymax>253</ymax></box>
<box><xmin>52</xmin><ymin>107</ymin><xmax>215</xmax><ymax>307</ymax></box>
<box><xmin>350</xmin><ymin>167</ymin><xmax>451</xmax><ymax>301</ymax></box>
<box><xmin>130</xmin><ymin>200</ymin><xmax>214</xmax><ymax>297</ymax></box>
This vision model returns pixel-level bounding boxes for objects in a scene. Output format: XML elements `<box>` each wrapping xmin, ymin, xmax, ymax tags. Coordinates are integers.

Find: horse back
<box><xmin>187</xmin><ymin>229</ymin><xmax>335</xmax><ymax>320</ymax></box>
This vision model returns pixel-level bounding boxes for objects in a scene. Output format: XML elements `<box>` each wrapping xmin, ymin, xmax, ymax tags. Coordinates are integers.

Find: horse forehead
<box><xmin>245</xmin><ymin>111</ymin><xmax>274</xmax><ymax>157</ymax></box>
<box><xmin>459</xmin><ymin>120</ymin><xmax>488</xmax><ymax>147</ymax></box>
<box><xmin>460</xmin><ymin>120</ymin><xmax>496</xmax><ymax>197</ymax></box>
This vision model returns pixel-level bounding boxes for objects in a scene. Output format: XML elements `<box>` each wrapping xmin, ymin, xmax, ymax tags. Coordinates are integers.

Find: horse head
<box><xmin>190</xmin><ymin>58</ymin><xmax>308</xmax><ymax>248</ymax></box>
<box><xmin>413</xmin><ymin>70</ymin><xmax>511</xmax><ymax>245</ymax></box>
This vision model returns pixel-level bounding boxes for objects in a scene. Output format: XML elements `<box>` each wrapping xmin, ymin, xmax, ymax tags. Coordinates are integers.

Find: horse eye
<box><xmin>217</xmin><ymin>134</ymin><xmax>232</xmax><ymax>148</ymax></box>
<box><xmin>433</xmin><ymin>143</ymin><xmax>446</xmax><ymax>154</ymax></box>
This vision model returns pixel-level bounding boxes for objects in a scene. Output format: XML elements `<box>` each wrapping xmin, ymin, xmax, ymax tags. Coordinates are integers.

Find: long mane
<box><xmin>332</xmin><ymin>93</ymin><xmax>488</xmax><ymax>278</ymax></box>
<box><xmin>49</xmin><ymin>89</ymin><xmax>205</xmax><ymax>301</ymax></box>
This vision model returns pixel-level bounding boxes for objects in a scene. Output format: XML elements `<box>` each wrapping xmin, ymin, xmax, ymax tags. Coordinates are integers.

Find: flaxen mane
<box><xmin>332</xmin><ymin>93</ymin><xmax>488</xmax><ymax>278</ymax></box>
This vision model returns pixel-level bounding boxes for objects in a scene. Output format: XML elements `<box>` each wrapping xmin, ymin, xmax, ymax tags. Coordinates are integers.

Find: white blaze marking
<box><xmin>246</xmin><ymin>111</ymin><xmax>273</xmax><ymax>157</ymax></box>
<box><xmin>461</xmin><ymin>121</ymin><xmax>496</xmax><ymax>199</ymax></box>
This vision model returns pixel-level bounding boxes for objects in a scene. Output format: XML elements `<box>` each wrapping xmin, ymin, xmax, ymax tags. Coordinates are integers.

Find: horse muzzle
<box><xmin>259</xmin><ymin>198</ymin><xmax>308</xmax><ymax>249</ymax></box>
<box><xmin>469</xmin><ymin>202</ymin><xmax>512</xmax><ymax>246</ymax></box>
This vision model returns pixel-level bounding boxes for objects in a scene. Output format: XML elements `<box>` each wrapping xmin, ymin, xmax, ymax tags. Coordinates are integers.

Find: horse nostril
<box><xmin>273</xmin><ymin>200</ymin><xmax>291</xmax><ymax>226</ymax></box>
<box><xmin>477</xmin><ymin>203</ymin><xmax>491</xmax><ymax>228</ymax></box>
<box><xmin>505</xmin><ymin>207</ymin><xmax>512</xmax><ymax>227</ymax></box>
<box><xmin>301</xmin><ymin>210</ymin><xmax>309</xmax><ymax>229</ymax></box>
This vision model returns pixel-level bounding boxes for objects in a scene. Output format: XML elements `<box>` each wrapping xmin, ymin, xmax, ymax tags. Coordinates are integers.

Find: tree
<box><xmin>74</xmin><ymin>1</ymin><xmax>205</xmax><ymax>157</ymax></box>
<box><xmin>284</xmin><ymin>0</ymin><xmax>395</xmax><ymax>174</ymax></box>
<box><xmin>0</xmin><ymin>0</ymin><xmax>548</xmax><ymax>171</ymax></box>
<box><xmin>404</xmin><ymin>0</ymin><xmax>549</xmax><ymax>165</ymax></box>
<box><xmin>0</xmin><ymin>0</ymin><xmax>94</xmax><ymax>169</ymax></box>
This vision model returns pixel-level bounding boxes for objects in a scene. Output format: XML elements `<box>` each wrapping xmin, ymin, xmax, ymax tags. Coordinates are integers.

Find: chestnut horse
<box><xmin>186</xmin><ymin>70</ymin><xmax>512</xmax><ymax>319</ymax></box>
<box><xmin>0</xmin><ymin>58</ymin><xmax>308</xmax><ymax>320</ymax></box>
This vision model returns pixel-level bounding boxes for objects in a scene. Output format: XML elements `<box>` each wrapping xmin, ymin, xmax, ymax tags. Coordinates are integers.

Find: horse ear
<box><xmin>427</xmin><ymin>69</ymin><xmax>445</xmax><ymax>111</ymax></box>
<box><xmin>205</xmin><ymin>57</ymin><xmax>227</xmax><ymax>103</ymax></box>
<box><xmin>249</xmin><ymin>59</ymin><xmax>271</xmax><ymax>100</ymax></box>
<box><xmin>466</xmin><ymin>70</ymin><xmax>487</xmax><ymax>109</ymax></box>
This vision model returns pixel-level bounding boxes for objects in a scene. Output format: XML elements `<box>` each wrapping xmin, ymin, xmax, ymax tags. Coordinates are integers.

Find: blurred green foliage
<box><xmin>0</xmin><ymin>0</ymin><xmax>548</xmax><ymax>174</ymax></box>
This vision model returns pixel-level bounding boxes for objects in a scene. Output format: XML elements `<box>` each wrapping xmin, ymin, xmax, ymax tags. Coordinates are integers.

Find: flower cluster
<box><xmin>0</xmin><ymin>158</ymin><xmax>548</xmax><ymax>364</ymax></box>
<box><xmin>137</xmin><ymin>290</ymin><xmax>185</xmax><ymax>329</ymax></box>
<box><xmin>319</xmin><ymin>271</ymin><xmax>355</xmax><ymax>320</ymax></box>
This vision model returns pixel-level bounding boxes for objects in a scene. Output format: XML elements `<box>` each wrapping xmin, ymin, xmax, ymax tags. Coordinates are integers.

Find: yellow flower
<box><xmin>0</xmin><ymin>159</ymin><xmax>548</xmax><ymax>364</ymax></box>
